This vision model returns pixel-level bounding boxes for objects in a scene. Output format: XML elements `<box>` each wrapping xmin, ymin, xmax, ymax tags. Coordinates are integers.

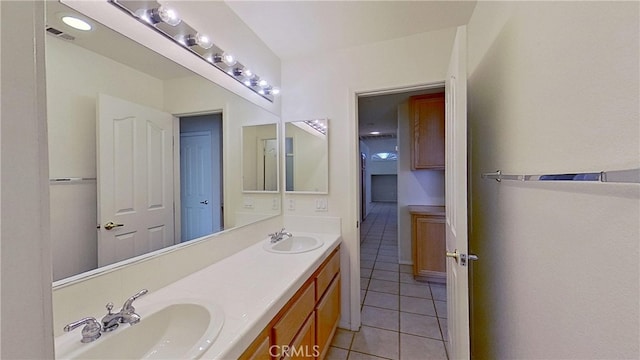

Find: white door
<box><xmin>180</xmin><ymin>131</ymin><xmax>214</xmax><ymax>241</ymax></box>
<box><xmin>97</xmin><ymin>94</ymin><xmax>175</xmax><ymax>267</ymax></box>
<box><xmin>445</xmin><ymin>26</ymin><xmax>473</xmax><ymax>359</ymax></box>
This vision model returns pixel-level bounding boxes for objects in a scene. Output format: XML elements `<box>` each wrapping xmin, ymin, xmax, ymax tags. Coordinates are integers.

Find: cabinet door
<box><xmin>239</xmin><ymin>335</ymin><xmax>271</xmax><ymax>360</ymax></box>
<box><xmin>284</xmin><ymin>314</ymin><xmax>316</xmax><ymax>360</ymax></box>
<box><xmin>273</xmin><ymin>283</ymin><xmax>315</xmax><ymax>348</ymax></box>
<box><xmin>316</xmin><ymin>276</ymin><xmax>340</xmax><ymax>359</ymax></box>
<box><xmin>410</xmin><ymin>93</ymin><xmax>445</xmax><ymax>170</ymax></box>
<box><xmin>413</xmin><ymin>215</ymin><xmax>446</xmax><ymax>281</ymax></box>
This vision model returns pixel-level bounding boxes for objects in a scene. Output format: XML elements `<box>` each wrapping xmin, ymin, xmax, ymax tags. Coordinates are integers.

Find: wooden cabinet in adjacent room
<box><xmin>409</xmin><ymin>93</ymin><xmax>445</xmax><ymax>170</ymax></box>
<box><xmin>409</xmin><ymin>206</ymin><xmax>446</xmax><ymax>283</ymax></box>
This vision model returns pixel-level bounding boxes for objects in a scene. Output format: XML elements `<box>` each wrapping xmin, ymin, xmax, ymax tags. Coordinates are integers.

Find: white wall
<box><xmin>282</xmin><ymin>28</ymin><xmax>457</xmax><ymax>329</ymax></box>
<box><xmin>467</xmin><ymin>2</ymin><xmax>639</xmax><ymax>358</ymax></box>
<box><xmin>396</xmin><ymin>101</ymin><xmax>445</xmax><ymax>263</ymax></box>
<box><xmin>1</xmin><ymin>1</ymin><xmax>54</xmax><ymax>358</ymax></box>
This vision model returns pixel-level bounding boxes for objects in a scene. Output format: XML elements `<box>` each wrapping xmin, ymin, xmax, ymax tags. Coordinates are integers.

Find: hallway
<box><xmin>328</xmin><ymin>202</ymin><xmax>449</xmax><ymax>360</ymax></box>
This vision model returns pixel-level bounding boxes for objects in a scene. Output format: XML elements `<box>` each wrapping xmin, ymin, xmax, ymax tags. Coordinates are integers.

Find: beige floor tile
<box><xmin>347</xmin><ymin>351</ymin><xmax>387</xmax><ymax>360</ymax></box>
<box><xmin>430</xmin><ymin>283</ymin><xmax>447</xmax><ymax>301</ymax></box>
<box><xmin>327</xmin><ymin>347</ymin><xmax>349</xmax><ymax>360</ymax></box>
<box><xmin>400</xmin><ymin>296</ymin><xmax>436</xmax><ymax>316</ymax></box>
<box><xmin>435</xmin><ymin>300</ymin><xmax>447</xmax><ymax>318</ymax></box>
<box><xmin>379</xmin><ymin>245</ymin><xmax>398</xmax><ymax>251</ymax></box>
<box><xmin>400</xmin><ymin>283</ymin><xmax>431</xmax><ymax>298</ymax></box>
<box><xmin>361</xmin><ymin>253</ymin><xmax>377</xmax><ymax>261</ymax></box>
<box><xmin>368</xmin><ymin>279</ymin><xmax>399</xmax><ymax>295</ymax></box>
<box><xmin>360</xmin><ymin>290</ymin><xmax>366</xmax><ymax>305</ymax></box>
<box><xmin>399</xmin><ymin>272</ymin><xmax>423</xmax><ymax>285</ymax></box>
<box><xmin>400</xmin><ymin>333</ymin><xmax>447</xmax><ymax>360</ymax></box>
<box><xmin>360</xmin><ymin>268</ymin><xmax>373</xmax><ymax>278</ymax></box>
<box><xmin>332</xmin><ymin>328</ymin><xmax>355</xmax><ymax>349</ymax></box>
<box><xmin>361</xmin><ymin>277</ymin><xmax>370</xmax><ymax>290</ymax></box>
<box><xmin>364</xmin><ymin>290</ymin><xmax>399</xmax><ymax>310</ymax></box>
<box><xmin>361</xmin><ymin>260</ymin><xmax>374</xmax><ymax>270</ymax></box>
<box><xmin>378</xmin><ymin>249</ymin><xmax>397</xmax><ymax>257</ymax></box>
<box><xmin>371</xmin><ymin>269</ymin><xmax>399</xmax><ymax>282</ymax></box>
<box><xmin>361</xmin><ymin>247</ymin><xmax>379</xmax><ymax>255</ymax></box>
<box><xmin>399</xmin><ymin>264</ymin><xmax>413</xmax><ymax>274</ymax></box>
<box><xmin>400</xmin><ymin>312</ymin><xmax>442</xmax><ymax>340</ymax></box>
<box><xmin>351</xmin><ymin>326</ymin><xmax>399</xmax><ymax>360</ymax></box>
<box><xmin>361</xmin><ymin>306</ymin><xmax>399</xmax><ymax>331</ymax></box>
<box><xmin>439</xmin><ymin>317</ymin><xmax>449</xmax><ymax>341</ymax></box>
<box><xmin>374</xmin><ymin>262</ymin><xmax>399</xmax><ymax>272</ymax></box>
<box><xmin>376</xmin><ymin>255</ymin><xmax>398</xmax><ymax>264</ymax></box>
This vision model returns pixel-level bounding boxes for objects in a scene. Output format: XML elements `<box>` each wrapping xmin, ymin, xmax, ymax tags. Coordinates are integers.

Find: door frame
<box><xmin>350</xmin><ymin>82</ymin><xmax>446</xmax><ymax>331</ymax></box>
<box><xmin>172</xmin><ymin>109</ymin><xmax>224</xmax><ymax>244</ymax></box>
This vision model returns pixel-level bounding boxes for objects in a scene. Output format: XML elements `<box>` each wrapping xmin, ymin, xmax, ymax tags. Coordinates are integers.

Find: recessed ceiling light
<box><xmin>370</xmin><ymin>131</ymin><xmax>380</xmax><ymax>135</ymax></box>
<box><xmin>61</xmin><ymin>16</ymin><xmax>92</xmax><ymax>31</ymax></box>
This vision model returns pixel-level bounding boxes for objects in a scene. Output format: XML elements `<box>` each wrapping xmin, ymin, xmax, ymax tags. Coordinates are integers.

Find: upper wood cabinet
<box><xmin>409</xmin><ymin>93</ymin><xmax>445</xmax><ymax>170</ymax></box>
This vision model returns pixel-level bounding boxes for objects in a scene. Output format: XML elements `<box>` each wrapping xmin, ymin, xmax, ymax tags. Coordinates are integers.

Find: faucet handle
<box><xmin>105</xmin><ymin>302</ymin><xmax>114</xmax><ymax>314</ymax></box>
<box><xmin>64</xmin><ymin>317</ymin><xmax>102</xmax><ymax>343</ymax></box>
<box><xmin>122</xmin><ymin>289</ymin><xmax>148</xmax><ymax>312</ymax></box>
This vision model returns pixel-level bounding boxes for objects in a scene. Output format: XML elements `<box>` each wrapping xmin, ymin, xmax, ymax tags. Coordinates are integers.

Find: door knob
<box><xmin>446</xmin><ymin>249</ymin><xmax>460</xmax><ymax>261</ymax></box>
<box><xmin>104</xmin><ymin>221</ymin><xmax>124</xmax><ymax>230</ymax></box>
<box><xmin>200</xmin><ymin>200</ymin><xmax>209</xmax><ymax>205</ymax></box>
<box><xmin>446</xmin><ymin>249</ymin><xmax>479</xmax><ymax>267</ymax></box>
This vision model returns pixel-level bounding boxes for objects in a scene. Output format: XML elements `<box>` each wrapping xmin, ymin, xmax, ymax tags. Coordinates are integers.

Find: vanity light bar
<box><xmin>304</xmin><ymin>120</ymin><xmax>327</xmax><ymax>135</ymax></box>
<box><xmin>109</xmin><ymin>0</ymin><xmax>279</xmax><ymax>102</ymax></box>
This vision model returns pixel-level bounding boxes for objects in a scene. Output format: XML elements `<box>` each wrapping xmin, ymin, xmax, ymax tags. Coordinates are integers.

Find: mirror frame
<box><xmin>284</xmin><ymin>119</ymin><xmax>329</xmax><ymax>194</ymax></box>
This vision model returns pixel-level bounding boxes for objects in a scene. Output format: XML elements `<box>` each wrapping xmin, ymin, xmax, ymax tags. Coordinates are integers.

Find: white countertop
<box><xmin>126</xmin><ymin>232</ymin><xmax>341</xmax><ymax>359</ymax></box>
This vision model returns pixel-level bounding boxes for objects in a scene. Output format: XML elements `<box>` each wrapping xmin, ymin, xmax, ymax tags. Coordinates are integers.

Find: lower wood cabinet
<box><xmin>409</xmin><ymin>206</ymin><xmax>446</xmax><ymax>283</ymax></box>
<box><xmin>240</xmin><ymin>247</ymin><xmax>341</xmax><ymax>360</ymax></box>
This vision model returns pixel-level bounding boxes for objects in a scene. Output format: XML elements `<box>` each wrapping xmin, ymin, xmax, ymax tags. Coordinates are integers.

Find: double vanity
<box><xmin>55</xmin><ymin>230</ymin><xmax>342</xmax><ymax>359</ymax></box>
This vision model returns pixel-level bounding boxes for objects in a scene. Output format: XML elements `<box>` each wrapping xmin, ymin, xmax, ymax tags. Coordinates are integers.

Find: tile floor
<box><xmin>327</xmin><ymin>202</ymin><xmax>449</xmax><ymax>360</ymax></box>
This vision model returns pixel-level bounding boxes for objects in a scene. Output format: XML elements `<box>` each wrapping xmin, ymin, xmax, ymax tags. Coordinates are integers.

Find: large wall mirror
<box><xmin>243</xmin><ymin>124</ymin><xmax>279</xmax><ymax>192</ymax></box>
<box><xmin>285</xmin><ymin>120</ymin><xmax>329</xmax><ymax>193</ymax></box>
<box><xmin>47</xmin><ymin>1</ymin><xmax>281</xmax><ymax>283</ymax></box>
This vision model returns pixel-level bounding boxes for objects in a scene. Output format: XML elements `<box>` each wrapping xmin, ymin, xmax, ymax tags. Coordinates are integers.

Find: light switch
<box><xmin>243</xmin><ymin>197</ymin><xmax>254</xmax><ymax>209</ymax></box>
<box><xmin>315</xmin><ymin>198</ymin><xmax>328</xmax><ymax>212</ymax></box>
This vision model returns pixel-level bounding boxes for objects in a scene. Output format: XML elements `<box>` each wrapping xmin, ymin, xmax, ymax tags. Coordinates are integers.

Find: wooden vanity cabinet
<box><xmin>409</xmin><ymin>206</ymin><xmax>446</xmax><ymax>283</ymax></box>
<box><xmin>240</xmin><ymin>247</ymin><xmax>341</xmax><ymax>360</ymax></box>
<box><xmin>409</xmin><ymin>93</ymin><xmax>445</xmax><ymax>170</ymax></box>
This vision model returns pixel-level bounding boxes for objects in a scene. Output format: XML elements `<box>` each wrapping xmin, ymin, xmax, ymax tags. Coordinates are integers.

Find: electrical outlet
<box><xmin>287</xmin><ymin>198</ymin><xmax>295</xmax><ymax>210</ymax></box>
<box><xmin>272</xmin><ymin>198</ymin><xmax>279</xmax><ymax>210</ymax></box>
<box><xmin>243</xmin><ymin>197</ymin><xmax>254</xmax><ymax>209</ymax></box>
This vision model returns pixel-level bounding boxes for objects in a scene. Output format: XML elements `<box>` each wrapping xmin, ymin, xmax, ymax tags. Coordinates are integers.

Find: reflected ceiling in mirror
<box><xmin>242</xmin><ymin>124</ymin><xmax>279</xmax><ymax>192</ymax></box>
<box><xmin>47</xmin><ymin>1</ymin><xmax>281</xmax><ymax>285</ymax></box>
<box><xmin>284</xmin><ymin>120</ymin><xmax>329</xmax><ymax>193</ymax></box>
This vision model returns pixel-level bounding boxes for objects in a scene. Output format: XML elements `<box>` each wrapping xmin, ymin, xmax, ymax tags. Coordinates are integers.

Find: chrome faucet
<box><xmin>269</xmin><ymin>228</ymin><xmax>293</xmax><ymax>243</ymax></box>
<box><xmin>63</xmin><ymin>317</ymin><xmax>102</xmax><ymax>343</ymax></box>
<box><xmin>101</xmin><ymin>289</ymin><xmax>148</xmax><ymax>332</ymax></box>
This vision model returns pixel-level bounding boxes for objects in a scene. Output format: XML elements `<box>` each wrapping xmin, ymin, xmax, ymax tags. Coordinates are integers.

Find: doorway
<box><xmin>179</xmin><ymin>113</ymin><xmax>223</xmax><ymax>242</ymax></box>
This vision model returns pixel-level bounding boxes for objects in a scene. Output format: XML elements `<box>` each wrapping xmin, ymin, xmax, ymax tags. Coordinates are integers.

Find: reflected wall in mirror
<box><xmin>46</xmin><ymin>2</ymin><xmax>281</xmax><ymax>283</ymax></box>
<box><xmin>284</xmin><ymin>120</ymin><xmax>329</xmax><ymax>193</ymax></box>
<box><xmin>242</xmin><ymin>124</ymin><xmax>279</xmax><ymax>192</ymax></box>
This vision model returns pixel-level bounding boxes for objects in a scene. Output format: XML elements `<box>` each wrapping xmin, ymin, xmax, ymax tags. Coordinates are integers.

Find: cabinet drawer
<box><xmin>316</xmin><ymin>276</ymin><xmax>340</xmax><ymax>359</ymax></box>
<box><xmin>272</xmin><ymin>282</ymin><xmax>315</xmax><ymax>347</ymax></box>
<box><xmin>316</xmin><ymin>250</ymin><xmax>340</xmax><ymax>300</ymax></box>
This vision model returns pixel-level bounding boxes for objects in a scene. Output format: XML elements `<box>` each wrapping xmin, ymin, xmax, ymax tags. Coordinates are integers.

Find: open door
<box><xmin>97</xmin><ymin>94</ymin><xmax>175</xmax><ymax>266</ymax></box>
<box><xmin>445</xmin><ymin>26</ymin><xmax>475</xmax><ymax>359</ymax></box>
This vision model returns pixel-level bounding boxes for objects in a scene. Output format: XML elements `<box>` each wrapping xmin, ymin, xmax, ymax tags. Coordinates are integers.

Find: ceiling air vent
<box><xmin>45</xmin><ymin>26</ymin><xmax>76</xmax><ymax>41</ymax></box>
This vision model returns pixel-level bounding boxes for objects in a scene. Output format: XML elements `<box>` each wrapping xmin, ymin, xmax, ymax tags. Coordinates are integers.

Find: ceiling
<box><xmin>225</xmin><ymin>0</ymin><xmax>477</xmax><ymax>60</ymax></box>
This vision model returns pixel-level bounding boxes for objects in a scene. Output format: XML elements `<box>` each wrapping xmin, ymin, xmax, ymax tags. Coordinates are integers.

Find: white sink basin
<box><xmin>56</xmin><ymin>300</ymin><xmax>224</xmax><ymax>359</ymax></box>
<box><xmin>264</xmin><ymin>236</ymin><xmax>324</xmax><ymax>254</ymax></box>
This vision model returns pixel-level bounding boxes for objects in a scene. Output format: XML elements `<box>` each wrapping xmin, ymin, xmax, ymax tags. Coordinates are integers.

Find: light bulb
<box><xmin>271</xmin><ymin>87</ymin><xmax>280</xmax><ymax>95</ymax></box>
<box><xmin>258</xmin><ymin>79</ymin><xmax>268</xmax><ymax>88</ymax></box>
<box><xmin>185</xmin><ymin>33</ymin><xmax>213</xmax><ymax>49</ymax></box>
<box><xmin>242</xmin><ymin>68</ymin><xmax>253</xmax><ymax>77</ymax></box>
<box><xmin>156</xmin><ymin>6</ymin><xmax>181</xmax><ymax>26</ymax></box>
<box><xmin>221</xmin><ymin>52</ymin><xmax>236</xmax><ymax>66</ymax></box>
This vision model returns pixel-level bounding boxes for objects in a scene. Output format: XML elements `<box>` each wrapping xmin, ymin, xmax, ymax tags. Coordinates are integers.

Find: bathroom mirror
<box><xmin>242</xmin><ymin>124</ymin><xmax>280</xmax><ymax>192</ymax></box>
<box><xmin>284</xmin><ymin>120</ymin><xmax>329</xmax><ymax>193</ymax></box>
<box><xmin>47</xmin><ymin>1</ymin><xmax>280</xmax><ymax>283</ymax></box>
